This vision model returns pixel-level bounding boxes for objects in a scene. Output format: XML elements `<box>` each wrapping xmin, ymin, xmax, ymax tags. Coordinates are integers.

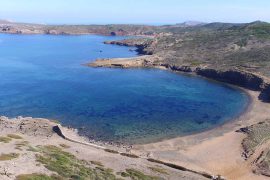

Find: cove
<box><xmin>0</xmin><ymin>34</ymin><xmax>249</xmax><ymax>144</ymax></box>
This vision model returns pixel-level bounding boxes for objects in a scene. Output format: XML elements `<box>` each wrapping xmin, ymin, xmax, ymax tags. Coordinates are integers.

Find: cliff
<box><xmin>88</xmin><ymin>55</ymin><xmax>270</xmax><ymax>102</ymax></box>
<box><xmin>90</xmin><ymin>21</ymin><xmax>270</xmax><ymax>101</ymax></box>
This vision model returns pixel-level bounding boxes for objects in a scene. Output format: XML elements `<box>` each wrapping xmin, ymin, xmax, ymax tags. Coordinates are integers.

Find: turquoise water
<box><xmin>0</xmin><ymin>34</ymin><xmax>249</xmax><ymax>144</ymax></box>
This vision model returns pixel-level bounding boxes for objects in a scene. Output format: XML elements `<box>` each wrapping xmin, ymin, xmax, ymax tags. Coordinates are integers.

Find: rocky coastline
<box><xmin>89</xmin><ymin>53</ymin><xmax>270</xmax><ymax>179</ymax></box>
<box><xmin>88</xmin><ymin>54</ymin><xmax>270</xmax><ymax>102</ymax></box>
<box><xmin>1</xmin><ymin>20</ymin><xmax>270</xmax><ymax>179</ymax></box>
<box><xmin>87</xmin><ymin>37</ymin><xmax>270</xmax><ymax>179</ymax></box>
<box><xmin>0</xmin><ymin>116</ymin><xmax>215</xmax><ymax>180</ymax></box>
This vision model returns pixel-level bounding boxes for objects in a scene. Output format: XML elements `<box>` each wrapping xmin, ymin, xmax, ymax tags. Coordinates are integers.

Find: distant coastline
<box><xmin>1</xmin><ymin>20</ymin><xmax>270</xmax><ymax>179</ymax></box>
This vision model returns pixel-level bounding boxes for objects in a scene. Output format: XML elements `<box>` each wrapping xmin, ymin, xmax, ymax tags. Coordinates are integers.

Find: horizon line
<box><xmin>1</xmin><ymin>18</ymin><xmax>269</xmax><ymax>26</ymax></box>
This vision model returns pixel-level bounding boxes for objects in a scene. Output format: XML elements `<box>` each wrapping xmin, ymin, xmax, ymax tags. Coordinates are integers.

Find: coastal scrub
<box><xmin>120</xmin><ymin>169</ymin><xmax>161</xmax><ymax>180</ymax></box>
<box><xmin>0</xmin><ymin>153</ymin><xmax>19</xmax><ymax>161</ymax></box>
<box><xmin>16</xmin><ymin>173</ymin><xmax>61</xmax><ymax>180</ymax></box>
<box><xmin>36</xmin><ymin>145</ymin><xmax>117</xmax><ymax>179</ymax></box>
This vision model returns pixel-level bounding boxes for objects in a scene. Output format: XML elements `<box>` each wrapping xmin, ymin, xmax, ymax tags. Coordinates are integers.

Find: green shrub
<box><xmin>122</xmin><ymin>169</ymin><xmax>160</xmax><ymax>180</ymax></box>
<box><xmin>36</xmin><ymin>145</ymin><xmax>117</xmax><ymax>179</ymax></box>
<box><xmin>16</xmin><ymin>173</ymin><xmax>62</xmax><ymax>180</ymax></box>
<box><xmin>148</xmin><ymin>166</ymin><xmax>168</xmax><ymax>175</ymax></box>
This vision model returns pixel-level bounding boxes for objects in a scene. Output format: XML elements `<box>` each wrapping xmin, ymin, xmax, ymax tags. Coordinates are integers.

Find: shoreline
<box><xmin>1</xmin><ymin>21</ymin><xmax>270</xmax><ymax>179</ymax></box>
<box><xmin>86</xmin><ymin>56</ymin><xmax>260</xmax><ymax>147</ymax></box>
<box><xmin>133</xmin><ymin>89</ymin><xmax>270</xmax><ymax>179</ymax></box>
<box><xmin>0</xmin><ymin>88</ymin><xmax>265</xmax><ymax>179</ymax></box>
<box><xmin>0</xmin><ymin>66</ymin><xmax>262</xmax><ymax>179</ymax></box>
<box><xmin>0</xmin><ymin>117</ymin><xmax>209</xmax><ymax>180</ymax></box>
<box><xmin>0</xmin><ymin>81</ymin><xmax>252</xmax><ymax>149</ymax></box>
<box><xmin>57</xmin><ymin>64</ymin><xmax>253</xmax><ymax>147</ymax></box>
<box><xmin>130</xmin><ymin>69</ymin><xmax>253</xmax><ymax>145</ymax></box>
<box><xmin>134</xmin><ymin>88</ymin><xmax>254</xmax><ymax>147</ymax></box>
<box><xmin>87</xmin><ymin>53</ymin><xmax>270</xmax><ymax>179</ymax></box>
<box><xmin>0</xmin><ymin>33</ymin><xmax>269</xmax><ymax>179</ymax></box>
<box><xmin>2</xmin><ymin>64</ymin><xmax>253</xmax><ymax>148</ymax></box>
<box><xmin>42</xmin><ymin>81</ymin><xmax>268</xmax><ymax>180</ymax></box>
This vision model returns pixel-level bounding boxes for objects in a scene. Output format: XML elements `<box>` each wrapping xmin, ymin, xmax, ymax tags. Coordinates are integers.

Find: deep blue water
<box><xmin>0</xmin><ymin>34</ymin><xmax>249</xmax><ymax>144</ymax></box>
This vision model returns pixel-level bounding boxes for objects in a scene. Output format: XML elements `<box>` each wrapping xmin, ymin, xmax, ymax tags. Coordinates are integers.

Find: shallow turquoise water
<box><xmin>0</xmin><ymin>34</ymin><xmax>249</xmax><ymax>144</ymax></box>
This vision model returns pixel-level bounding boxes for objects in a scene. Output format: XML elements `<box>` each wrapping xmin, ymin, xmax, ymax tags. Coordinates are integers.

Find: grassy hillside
<box><xmin>1</xmin><ymin>20</ymin><xmax>270</xmax><ymax>76</ymax></box>
<box><xmin>137</xmin><ymin>21</ymin><xmax>270</xmax><ymax>76</ymax></box>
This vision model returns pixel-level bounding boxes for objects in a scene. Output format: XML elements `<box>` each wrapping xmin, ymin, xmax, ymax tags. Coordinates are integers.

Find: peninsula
<box><xmin>88</xmin><ymin>21</ymin><xmax>270</xmax><ymax>179</ymax></box>
<box><xmin>1</xmin><ymin>20</ymin><xmax>270</xmax><ymax>180</ymax></box>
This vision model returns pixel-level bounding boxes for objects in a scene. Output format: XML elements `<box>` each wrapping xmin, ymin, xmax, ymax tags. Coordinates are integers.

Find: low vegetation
<box><xmin>238</xmin><ymin>120</ymin><xmax>270</xmax><ymax>176</ymax></box>
<box><xmin>16</xmin><ymin>173</ymin><xmax>61</xmax><ymax>180</ymax></box>
<box><xmin>15</xmin><ymin>141</ymin><xmax>29</xmax><ymax>151</ymax></box>
<box><xmin>0</xmin><ymin>136</ymin><xmax>12</xmax><ymax>143</ymax></box>
<box><xmin>0</xmin><ymin>134</ymin><xmax>23</xmax><ymax>144</ymax></box>
<box><xmin>256</xmin><ymin>150</ymin><xmax>270</xmax><ymax>176</ymax></box>
<box><xmin>0</xmin><ymin>22</ymin><xmax>160</xmax><ymax>36</ymax></box>
<box><xmin>90</xmin><ymin>161</ymin><xmax>104</xmax><ymax>167</ymax></box>
<box><xmin>36</xmin><ymin>145</ymin><xmax>117</xmax><ymax>179</ymax></box>
<box><xmin>119</xmin><ymin>169</ymin><xmax>161</xmax><ymax>180</ymax></box>
<box><xmin>0</xmin><ymin>153</ymin><xmax>19</xmax><ymax>161</ymax></box>
<box><xmin>14</xmin><ymin>141</ymin><xmax>40</xmax><ymax>152</ymax></box>
<box><xmin>27</xmin><ymin>146</ymin><xmax>39</xmax><ymax>152</ymax></box>
<box><xmin>104</xmin><ymin>21</ymin><xmax>270</xmax><ymax>77</ymax></box>
<box><xmin>7</xmin><ymin>134</ymin><xmax>23</xmax><ymax>139</ymax></box>
<box><xmin>240</xmin><ymin>120</ymin><xmax>270</xmax><ymax>158</ymax></box>
<box><xmin>148</xmin><ymin>166</ymin><xmax>168</xmax><ymax>175</ymax></box>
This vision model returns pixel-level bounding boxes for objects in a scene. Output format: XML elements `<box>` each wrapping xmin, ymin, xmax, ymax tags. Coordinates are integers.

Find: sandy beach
<box><xmin>0</xmin><ymin>116</ymin><xmax>210</xmax><ymax>180</ymax></box>
<box><xmin>0</xmin><ymin>2</ymin><xmax>270</xmax><ymax>179</ymax></box>
<box><xmin>0</xmin><ymin>79</ymin><xmax>269</xmax><ymax>179</ymax></box>
<box><xmin>133</xmin><ymin>90</ymin><xmax>270</xmax><ymax>179</ymax></box>
<box><xmin>87</xmin><ymin>51</ymin><xmax>270</xmax><ymax>179</ymax></box>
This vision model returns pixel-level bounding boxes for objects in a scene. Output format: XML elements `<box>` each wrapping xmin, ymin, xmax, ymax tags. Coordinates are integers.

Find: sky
<box><xmin>0</xmin><ymin>0</ymin><xmax>269</xmax><ymax>25</ymax></box>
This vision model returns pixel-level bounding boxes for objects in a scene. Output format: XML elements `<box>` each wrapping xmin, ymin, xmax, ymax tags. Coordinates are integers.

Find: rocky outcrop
<box><xmin>195</xmin><ymin>68</ymin><xmax>264</xmax><ymax>91</ymax></box>
<box><xmin>173</xmin><ymin>67</ymin><xmax>270</xmax><ymax>101</ymax></box>
<box><xmin>161</xmin><ymin>64</ymin><xmax>195</xmax><ymax>72</ymax></box>
<box><xmin>259</xmin><ymin>83</ymin><xmax>270</xmax><ymax>102</ymax></box>
<box><xmin>104</xmin><ymin>38</ymin><xmax>154</xmax><ymax>55</ymax></box>
<box><xmin>0</xmin><ymin>116</ymin><xmax>56</xmax><ymax>137</ymax></box>
<box><xmin>101</xmin><ymin>38</ymin><xmax>270</xmax><ymax>99</ymax></box>
<box><xmin>89</xmin><ymin>55</ymin><xmax>270</xmax><ymax>101</ymax></box>
<box><xmin>157</xmin><ymin>63</ymin><xmax>270</xmax><ymax>98</ymax></box>
<box><xmin>87</xmin><ymin>55</ymin><xmax>159</xmax><ymax>68</ymax></box>
<box><xmin>237</xmin><ymin>120</ymin><xmax>270</xmax><ymax>177</ymax></box>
